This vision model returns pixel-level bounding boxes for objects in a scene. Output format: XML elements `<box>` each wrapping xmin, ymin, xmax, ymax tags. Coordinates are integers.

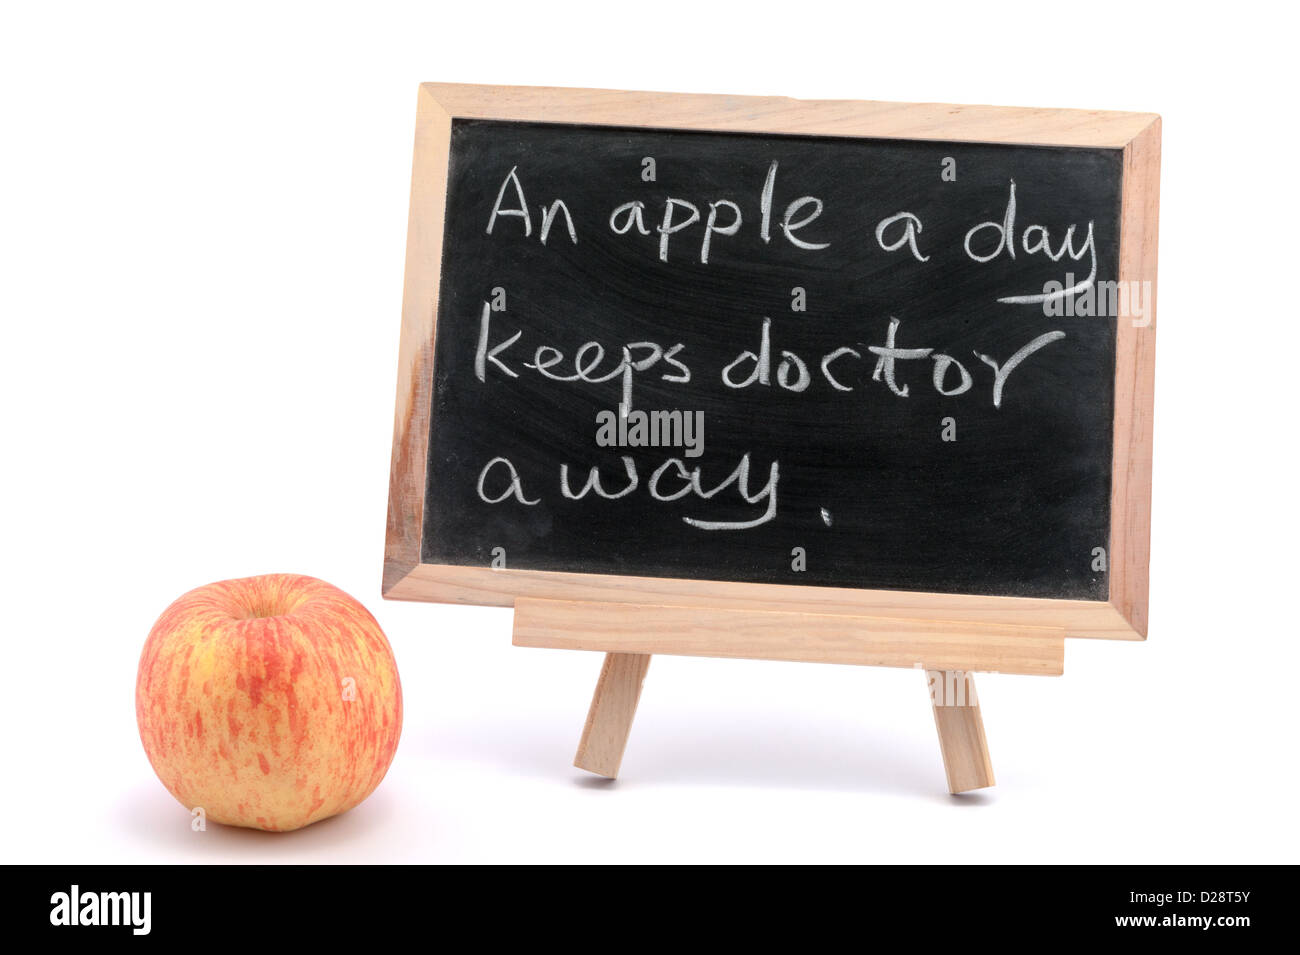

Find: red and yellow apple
<box><xmin>136</xmin><ymin>574</ymin><xmax>402</xmax><ymax>831</ymax></box>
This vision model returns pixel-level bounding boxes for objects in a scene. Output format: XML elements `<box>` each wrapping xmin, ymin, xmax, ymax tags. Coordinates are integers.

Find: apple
<box><xmin>136</xmin><ymin>574</ymin><xmax>402</xmax><ymax>831</ymax></box>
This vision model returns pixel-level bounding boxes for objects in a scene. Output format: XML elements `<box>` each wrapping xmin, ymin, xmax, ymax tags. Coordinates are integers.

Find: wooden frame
<box><xmin>384</xmin><ymin>83</ymin><xmax>1159</xmax><ymax>792</ymax></box>
<box><xmin>384</xmin><ymin>82</ymin><xmax>1160</xmax><ymax>643</ymax></box>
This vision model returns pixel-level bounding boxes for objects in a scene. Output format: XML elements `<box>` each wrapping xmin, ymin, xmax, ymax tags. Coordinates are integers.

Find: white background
<box><xmin>3</xmin><ymin>1</ymin><xmax>1297</xmax><ymax>864</ymax></box>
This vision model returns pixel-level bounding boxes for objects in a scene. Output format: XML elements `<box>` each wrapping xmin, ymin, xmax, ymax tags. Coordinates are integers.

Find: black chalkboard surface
<box><xmin>418</xmin><ymin>118</ymin><xmax>1123</xmax><ymax>601</ymax></box>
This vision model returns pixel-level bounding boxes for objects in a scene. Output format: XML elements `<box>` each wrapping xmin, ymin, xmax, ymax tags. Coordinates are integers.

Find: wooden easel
<box><xmin>384</xmin><ymin>85</ymin><xmax>1159</xmax><ymax>796</ymax></box>
<box><xmin>512</xmin><ymin>598</ymin><xmax>1064</xmax><ymax>793</ymax></box>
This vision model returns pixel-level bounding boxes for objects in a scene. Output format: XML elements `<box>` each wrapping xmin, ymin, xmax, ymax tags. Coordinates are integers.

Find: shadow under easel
<box><xmin>423</xmin><ymin>713</ymin><xmax>965</xmax><ymax>799</ymax></box>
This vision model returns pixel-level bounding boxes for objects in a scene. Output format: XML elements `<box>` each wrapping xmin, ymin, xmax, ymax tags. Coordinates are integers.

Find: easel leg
<box><xmin>573</xmin><ymin>652</ymin><xmax>651</xmax><ymax>778</ymax></box>
<box><xmin>927</xmin><ymin>669</ymin><xmax>995</xmax><ymax>793</ymax></box>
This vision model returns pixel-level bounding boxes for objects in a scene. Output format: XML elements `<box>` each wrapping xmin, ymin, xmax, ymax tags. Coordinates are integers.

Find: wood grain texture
<box><xmin>513</xmin><ymin>598</ymin><xmax>1064</xmax><ymax>675</ymax></box>
<box><xmin>928</xmin><ymin>670</ymin><xmax>995</xmax><ymax>793</ymax></box>
<box><xmin>573</xmin><ymin>652</ymin><xmax>651</xmax><ymax>778</ymax></box>
<box><xmin>419</xmin><ymin>82</ymin><xmax>1157</xmax><ymax>147</ymax></box>
<box><xmin>394</xmin><ymin>562</ymin><xmax>1135</xmax><ymax>641</ymax></box>
<box><xmin>384</xmin><ymin>83</ymin><xmax>1160</xmax><ymax>642</ymax></box>
<box><xmin>1109</xmin><ymin>117</ymin><xmax>1161</xmax><ymax>638</ymax></box>
<box><xmin>384</xmin><ymin>86</ymin><xmax>451</xmax><ymax>594</ymax></box>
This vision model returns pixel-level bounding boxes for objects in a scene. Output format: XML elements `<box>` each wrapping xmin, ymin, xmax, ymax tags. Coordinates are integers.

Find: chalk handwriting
<box><xmin>470</xmin><ymin>158</ymin><xmax>1104</xmax><ymax>531</ymax></box>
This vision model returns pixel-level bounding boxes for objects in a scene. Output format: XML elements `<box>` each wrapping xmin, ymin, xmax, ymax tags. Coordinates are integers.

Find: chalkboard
<box><xmin>385</xmin><ymin>86</ymin><xmax>1159</xmax><ymax>639</ymax></box>
<box><xmin>416</xmin><ymin>119</ymin><xmax>1121</xmax><ymax>601</ymax></box>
